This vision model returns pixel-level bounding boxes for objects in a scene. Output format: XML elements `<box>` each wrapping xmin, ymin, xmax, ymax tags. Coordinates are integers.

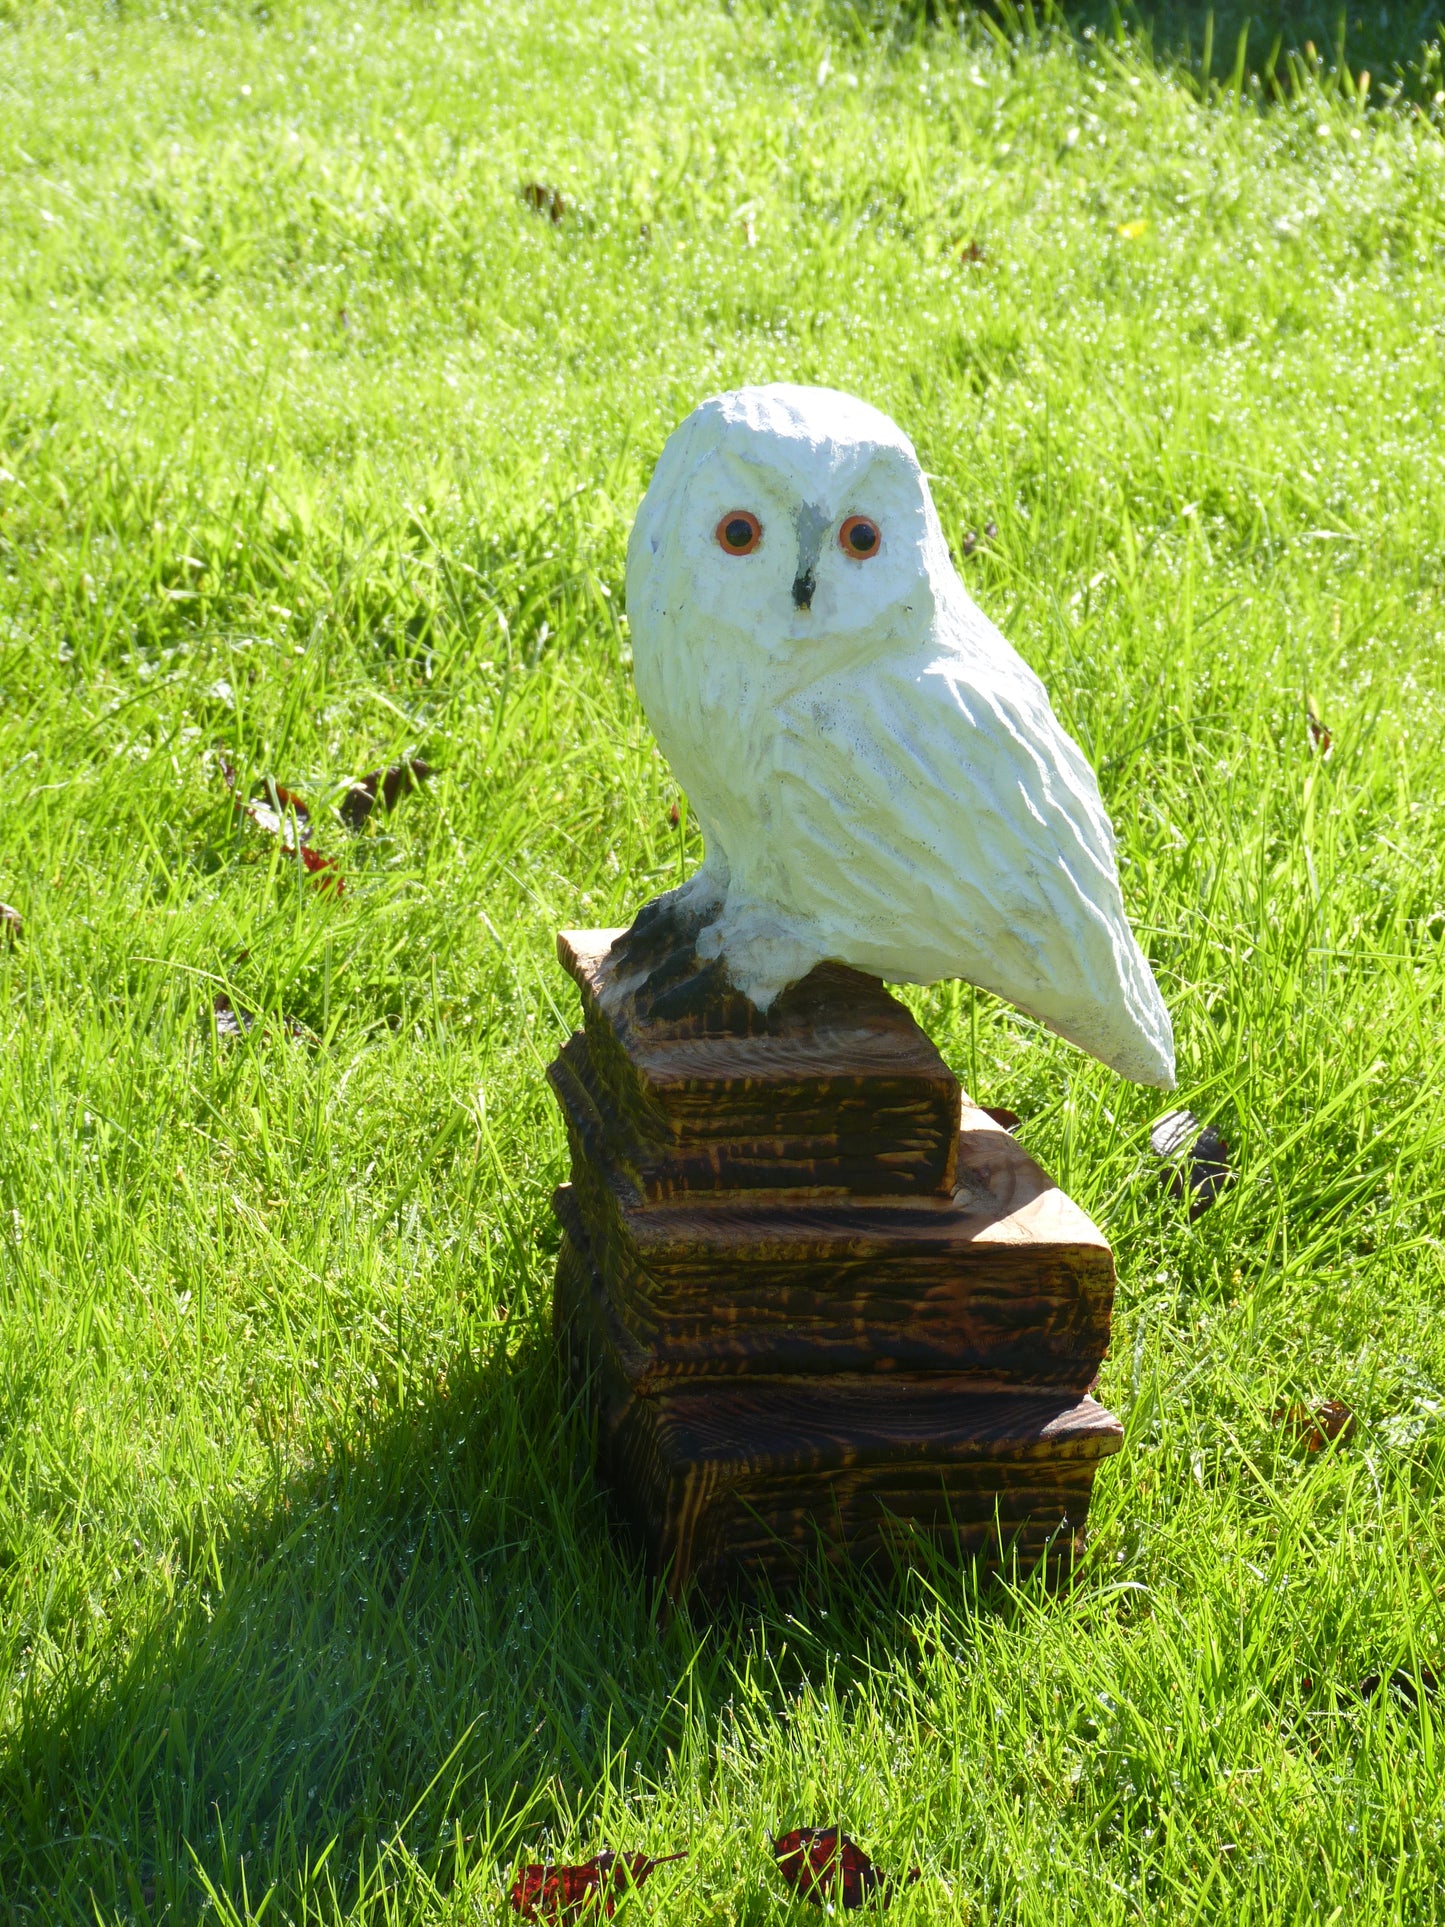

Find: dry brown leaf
<box><xmin>521</xmin><ymin>182</ymin><xmax>567</xmax><ymax>224</ymax></box>
<box><xmin>1150</xmin><ymin>1109</ymin><xmax>1233</xmax><ymax>1217</ymax></box>
<box><xmin>509</xmin><ymin>1849</ymin><xmax>684</xmax><ymax>1920</ymax></box>
<box><xmin>219</xmin><ymin>756</ymin><xmax>344</xmax><ymax>892</ymax></box>
<box><xmin>1274</xmin><ymin>1398</ymin><xmax>1356</xmax><ymax>1451</ymax></box>
<box><xmin>339</xmin><ymin>758</ymin><xmax>432</xmax><ymax>829</ymax></box>
<box><xmin>772</xmin><ymin>1828</ymin><xmax>919</xmax><ymax>1911</ymax></box>
<box><xmin>1307</xmin><ymin>708</ymin><xmax>1333</xmax><ymax>757</ymax></box>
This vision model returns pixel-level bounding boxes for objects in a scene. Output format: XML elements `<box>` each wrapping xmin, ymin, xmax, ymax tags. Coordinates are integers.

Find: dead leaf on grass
<box><xmin>297</xmin><ymin>845</ymin><xmax>343</xmax><ymax>890</ymax></box>
<box><xmin>959</xmin><ymin>238</ymin><xmax>987</xmax><ymax>265</ymax></box>
<box><xmin>521</xmin><ymin>182</ymin><xmax>567</xmax><ymax>224</ymax></box>
<box><xmin>1307</xmin><ymin>706</ymin><xmax>1333</xmax><ymax>757</ymax></box>
<box><xmin>219</xmin><ymin>756</ymin><xmax>344</xmax><ymax>892</ymax></box>
<box><xmin>339</xmin><ymin>758</ymin><xmax>432</xmax><ymax>829</ymax></box>
<box><xmin>772</xmin><ymin>1828</ymin><xmax>919</xmax><ymax>1911</ymax></box>
<box><xmin>508</xmin><ymin>1849</ymin><xmax>684</xmax><ymax>1921</ymax></box>
<box><xmin>1150</xmin><ymin>1109</ymin><xmax>1233</xmax><ymax>1217</ymax></box>
<box><xmin>1274</xmin><ymin>1398</ymin><xmax>1356</xmax><ymax>1450</ymax></box>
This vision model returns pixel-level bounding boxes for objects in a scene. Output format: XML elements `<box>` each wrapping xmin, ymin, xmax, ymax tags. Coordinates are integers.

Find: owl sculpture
<box><xmin>625</xmin><ymin>384</ymin><xmax>1175</xmax><ymax>1089</ymax></box>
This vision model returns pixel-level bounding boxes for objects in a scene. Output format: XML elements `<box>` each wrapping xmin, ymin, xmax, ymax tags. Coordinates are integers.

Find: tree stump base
<box><xmin>548</xmin><ymin>909</ymin><xmax>1123</xmax><ymax>1604</ymax></box>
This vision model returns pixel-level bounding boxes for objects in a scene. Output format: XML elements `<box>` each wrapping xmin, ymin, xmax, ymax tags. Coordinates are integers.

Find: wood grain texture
<box><xmin>550</xmin><ymin>1096</ymin><xmax>1116</xmax><ymax>1389</ymax></box>
<box><xmin>556</xmin><ymin>1221</ymin><xmax>1121</xmax><ymax>1600</ymax></box>
<box><xmin>558</xmin><ymin>925</ymin><xmax>960</xmax><ymax>1199</ymax></box>
<box><xmin>548</xmin><ymin>910</ymin><xmax>1123</xmax><ymax>1600</ymax></box>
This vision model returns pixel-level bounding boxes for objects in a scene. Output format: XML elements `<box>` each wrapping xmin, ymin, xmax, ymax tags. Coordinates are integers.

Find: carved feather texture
<box><xmin>626</xmin><ymin>384</ymin><xmax>1175</xmax><ymax>1088</ymax></box>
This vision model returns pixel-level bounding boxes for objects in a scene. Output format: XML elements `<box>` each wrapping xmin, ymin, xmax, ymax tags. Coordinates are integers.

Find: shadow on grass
<box><xmin>0</xmin><ymin>1313</ymin><xmax>1014</xmax><ymax>1923</ymax></box>
<box><xmin>872</xmin><ymin>0</ymin><xmax>1444</xmax><ymax>95</ymax></box>
<box><xmin>0</xmin><ymin>1326</ymin><xmax>712</xmax><ymax>1920</ymax></box>
<box><xmin>1065</xmin><ymin>0</ymin><xmax>1442</xmax><ymax>89</ymax></box>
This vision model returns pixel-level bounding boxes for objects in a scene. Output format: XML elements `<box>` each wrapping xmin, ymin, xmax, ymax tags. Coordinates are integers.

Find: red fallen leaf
<box><xmin>1275</xmin><ymin>1399</ymin><xmax>1356</xmax><ymax>1451</ymax></box>
<box><xmin>298</xmin><ymin>844</ymin><xmax>344</xmax><ymax>892</ymax></box>
<box><xmin>772</xmin><ymin>1828</ymin><xmax>918</xmax><ymax>1910</ymax></box>
<box><xmin>219</xmin><ymin>754</ymin><xmax>311</xmax><ymax>835</ymax></box>
<box><xmin>521</xmin><ymin>181</ymin><xmax>567</xmax><ymax>223</ymax></box>
<box><xmin>982</xmin><ymin>1106</ymin><xmax>1020</xmax><ymax>1132</ymax></box>
<box><xmin>509</xmin><ymin>1850</ymin><xmax>684</xmax><ymax>1921</ymax></box>
<box><xmin>271</xmin><ymin>783</ymin><xmax>311</xmax><ymax>821</ymax></box>
<box><xmin>0</xmin><ymin>902</ymin><xmax>20</xmax><ymax>942</ymax></box>
<box><xmin>668</xmin><ymin>802</ymin><xmax>680</xmax><ymax>828</ymax></box>
<box><xmin>1307</xmin><ymin>708</ymin><xmax>1333</xmax><ymax>757</ymax></box>
<box><xmin>339</xmin><ymin>759</ymin><xmax>432</xmax><ymax>829</ymax></box>
<box><xmin>219</xmin><ymin>756</ymin><xmax>344</xmax><ymax>893</ymax></box>
<box><xmin>1309</xmin><ymin>1398</ymin><xmax>1354</xmax><ymax>1444</ymax></box>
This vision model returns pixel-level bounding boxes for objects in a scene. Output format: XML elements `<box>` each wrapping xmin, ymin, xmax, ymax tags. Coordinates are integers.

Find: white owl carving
<box><xmin>624</xmin><ymin>384</ymin><xmax>1175</xmax><ymax>1089</ymax></box>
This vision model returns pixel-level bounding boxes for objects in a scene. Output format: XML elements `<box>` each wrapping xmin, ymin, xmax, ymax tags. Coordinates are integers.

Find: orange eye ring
<box><xmin>716</xmin><ymin>510</ymin><xmax>762</xmax><ymax>555</ymax></box>
<box><xmin>839</xmin><ymin>515</ymin><xmax>881</xmax><ymax>559</ymax></box>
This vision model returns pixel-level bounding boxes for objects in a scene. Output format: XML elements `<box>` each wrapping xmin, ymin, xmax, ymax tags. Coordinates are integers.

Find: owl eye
<box><xmin>839</xmin><ymin>515</ymin><xmax>881</xmax><ymax>558</ymax></box>
<box><xmin>716</xmin><ymin>510</ymin><xmax>762</xmax><ymax>555</ymax></box>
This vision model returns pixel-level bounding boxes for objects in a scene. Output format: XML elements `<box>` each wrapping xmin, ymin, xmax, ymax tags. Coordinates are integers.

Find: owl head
<box><xmin>627</xmin><ymin>385</ymin><xmax>954</xmax><ymax>673</ymax></box>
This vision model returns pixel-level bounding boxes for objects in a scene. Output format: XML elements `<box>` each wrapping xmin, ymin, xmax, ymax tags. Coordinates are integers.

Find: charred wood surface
<box><xmin>558</xmin><ymin>925</ymin><xmax>960</xmax><ymax>1199</ymax></box>
<box><xmin>549</xmin><ymin>913</ymin><xmax>1123</xmax><ymax>1603</ymax></box>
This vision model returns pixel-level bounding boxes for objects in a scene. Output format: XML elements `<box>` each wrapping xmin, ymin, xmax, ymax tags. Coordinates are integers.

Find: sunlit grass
<box><xmin>2</xmin><ymin>0</ymin><xmax>1444</xmax><ymax>1919</ymax></box>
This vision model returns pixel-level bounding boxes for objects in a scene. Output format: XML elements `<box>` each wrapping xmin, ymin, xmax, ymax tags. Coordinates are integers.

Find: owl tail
<box><xmin>1037</xmin><ymin>935</ymin><xmax>1176</xmax><ymax>1089</ymax></box>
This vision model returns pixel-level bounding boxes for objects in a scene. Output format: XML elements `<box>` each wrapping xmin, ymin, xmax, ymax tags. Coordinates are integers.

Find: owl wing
<box><xmin>763</xmin><ymin>605</ymin><xmax>1175</xmax><ymax>1086</ymax></box>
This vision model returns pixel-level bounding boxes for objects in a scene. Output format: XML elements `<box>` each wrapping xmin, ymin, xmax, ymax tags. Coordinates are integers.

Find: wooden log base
<box><xmin>556</xmin><ymin>922</ymin><xmax>960</xmax><ymax>1200</ymax></box>
<box><xmin>547</xmin><ymin>912</ymin><xmax>1124</xmax><ymax>1604</ymax></box>
<box><xmin>556</xmin><ymin>1221</ymin><xmax>1122</xmax><ymax>1601</ymax></box>
<box><xmin>548</xmin><ymin>1093</ymin><xmax>1116</xmax><ymax>1389</ymax></box>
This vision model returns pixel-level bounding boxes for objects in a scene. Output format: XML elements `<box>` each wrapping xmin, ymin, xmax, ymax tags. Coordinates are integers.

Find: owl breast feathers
<box><xmin>624</xmin><ymin>382</ymin><xmax>1175</xmax><ymax>1089</ymax></box>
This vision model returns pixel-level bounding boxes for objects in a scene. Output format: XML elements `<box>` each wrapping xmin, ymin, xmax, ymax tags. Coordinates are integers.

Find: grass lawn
<box><xmin>4</xmin><ymin>0</ymin><xmax>1445</xmax><ymax>1918</ymax></box>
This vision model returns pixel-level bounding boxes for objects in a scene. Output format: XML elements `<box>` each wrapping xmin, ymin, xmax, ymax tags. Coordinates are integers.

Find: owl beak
<box><xmin>793</xmin><ymin>504</ymin><xmax>824</xmax><ymax>608</ymax></box>
<box><xmin>790</xmin><ymin>504</ymin><xmax>826</xmax><ymax>613</ymax></box>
